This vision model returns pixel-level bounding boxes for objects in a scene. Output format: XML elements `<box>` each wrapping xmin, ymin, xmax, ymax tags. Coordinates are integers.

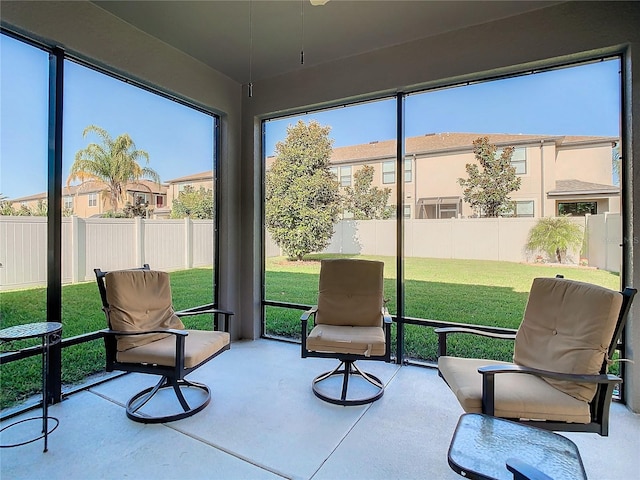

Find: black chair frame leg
<box><xmin>312</xmin><ymin>360</ymin><xmax>384</xmax><ymax>406</ymax></box>
<box><xmin>126</xmin><ymin>375</ymin><xmax>211</xmax><ymax>424</ymax></box>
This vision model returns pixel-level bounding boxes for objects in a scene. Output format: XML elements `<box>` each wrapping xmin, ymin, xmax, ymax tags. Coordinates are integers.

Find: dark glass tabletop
<box><xmin>448</xmin><ymin>413</ymin><xmax>587</xmax><ymax>480</ymax></box>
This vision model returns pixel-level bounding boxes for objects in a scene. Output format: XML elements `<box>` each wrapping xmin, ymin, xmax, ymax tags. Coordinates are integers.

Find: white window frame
<box><xmin>382</xmin><ymin>161</ymin><xmax>395</xmax><ymax>184</ymax></box>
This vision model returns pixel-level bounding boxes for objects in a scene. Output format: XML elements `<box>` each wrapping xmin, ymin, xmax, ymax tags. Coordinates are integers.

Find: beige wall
<box><xmin>167</xmin><ymin>178</ymin><xmax>214</xmax><ymax>210</ymax></box>
<box><xmin>556</xmin><ymin>144</ymin><xmax>615</xmax><ymax>183</ymax></box>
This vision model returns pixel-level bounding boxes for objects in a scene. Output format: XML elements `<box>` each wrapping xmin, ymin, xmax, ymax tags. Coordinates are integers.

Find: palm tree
<box><xmin>67</xmin><ymin>125</ymin><xmax>160</xmax><ymax>213</ymax></box>
<box><xmin>526</xmin><ymin>216</ymin><xmax>584</xmax><ymax>264</ymax></box>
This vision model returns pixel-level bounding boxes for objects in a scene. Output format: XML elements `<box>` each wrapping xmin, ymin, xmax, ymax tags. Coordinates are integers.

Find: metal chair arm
<box><xmin>435</xmin><ymin>326</ymin><xmax>516</xmax><ymax>357</ymax></box>
<box><xmin>478</xmin><ymin>363</ymin><xmax>620</xmax><ymax>416</ymax></box>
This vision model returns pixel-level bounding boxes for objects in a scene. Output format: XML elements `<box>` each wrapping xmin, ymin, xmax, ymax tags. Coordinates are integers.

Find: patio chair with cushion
<box><xmin>437</xmin><ymin>276</ymin><xmax>635</xmax><ymax>436</ymax></box>
<box><xmin>94</xmin><ymin>265</ymin><xmax>233</xmax><ymax>423</ymax></box>
<box><xmin>301</xmin><ymin>258</ymin><xmax>392</xmax><ymax>406</ymax></box>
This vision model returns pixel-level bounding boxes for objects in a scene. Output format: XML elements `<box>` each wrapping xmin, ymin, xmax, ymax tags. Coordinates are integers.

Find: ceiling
<box><xmin>92</xmin><ymin>1</ymin><xmax>562</xmax><ymax>84</ymax></box>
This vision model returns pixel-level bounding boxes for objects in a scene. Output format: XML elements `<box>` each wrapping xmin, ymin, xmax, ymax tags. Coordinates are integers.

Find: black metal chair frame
<box><xmin>436</xmin><ymin>285</ymin><xmax>636</xmax><ymax>436</ymax></box>
<box><xmin>301</xmin><ymin>305</ymin><xmax>393</xmax><ymax>406</ymax></box>
<box><xmin>95</xmin><ymin>265</ymin><xmax>233</xmax><ymax>423</ymax></box>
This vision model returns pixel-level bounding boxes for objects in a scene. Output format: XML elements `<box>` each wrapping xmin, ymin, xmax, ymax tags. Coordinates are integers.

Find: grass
<box><xmin>1</xmin><ymin>258</ymin><xmax>620</xmax><ymax>409</ymax></box>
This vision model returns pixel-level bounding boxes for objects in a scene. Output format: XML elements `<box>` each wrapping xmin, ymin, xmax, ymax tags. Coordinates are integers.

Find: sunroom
<box><xmin>1</xmin><ymin>2</ymin><xmax>639</xmax><ymax>479</ymax></box>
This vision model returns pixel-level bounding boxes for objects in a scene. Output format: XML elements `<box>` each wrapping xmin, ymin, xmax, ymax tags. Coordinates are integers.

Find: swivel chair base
<box><xmin>312</xmin><ymin>360</ymin><xmax>384</xmax><ymax>406</ymax></box>
<box><xmin>126</xmin><ymin>376</ymin><xmax>211</xmax><ymax>423</ymax></box>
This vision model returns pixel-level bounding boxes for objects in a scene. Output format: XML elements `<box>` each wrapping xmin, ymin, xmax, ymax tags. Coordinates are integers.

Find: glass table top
<box><xmin>0</xmin><ymin>322</ymin><xmax>63</xmax><ymax>341</ymax></box>
<box><xmin>448</xmin><ymin>413</ymin><xmax>587</xmax><ymax>480</ymax></box>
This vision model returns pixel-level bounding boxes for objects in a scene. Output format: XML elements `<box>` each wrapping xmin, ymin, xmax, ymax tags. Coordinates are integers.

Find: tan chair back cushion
<box><xmin>514</xmin><ymin>277</ymin><xmax>622</xmax><ymax>402</ymax></box>
<box><xmin>316</xmin><ymin>259</ymin><xmax>384</xmax><ymax>327</ymax></box>
<box><xmin>105</xmin><ymin>270</ymin><xmax>185</xmax><ymax>352</ymax></box>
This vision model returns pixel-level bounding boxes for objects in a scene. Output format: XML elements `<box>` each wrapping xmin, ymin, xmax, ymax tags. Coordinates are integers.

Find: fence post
<box><xmin>185</xmin><ymin>216</ymin><xmax>193</xmax><ymax>269</ymax></box>
<box><xmin>135</xmin><ymin>217</ymin><xmax>144</xmax><ymax>266</ymax></box>
<box><xmin>71</xmin><ymin>215</ymin><xmax>79</xmax><ymax>284</ymax></box>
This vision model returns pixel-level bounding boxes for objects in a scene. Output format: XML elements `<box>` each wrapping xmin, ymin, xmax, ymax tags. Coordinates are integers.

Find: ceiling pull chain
<box><xmin>248</xmin><ymin>0</ymin><xmax>253</xmax><ymax>97</ymax></box>
<box><xmin>300</xmin><ymin>0</ymin><xmax>305</xmax><ymax>65</ymax></box>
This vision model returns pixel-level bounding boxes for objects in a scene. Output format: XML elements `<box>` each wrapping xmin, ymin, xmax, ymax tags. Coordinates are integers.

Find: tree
<box><xmin>343</xmin><ymin>165</ymin><xmax>392</xmax><ymax>219</ymax></box>
<box><xmin>0</xmin><ymin>194</ymin><xmax>14</xmax><ymax>216</ymax></box>
<box><xmin>612</xmin><ymin>143</ymin><xmax>621</xmax><ymax>186</ymax></box>
<box><xmin>526</xmin><ymin>216</ymin><xmax>584</xmax><ymax>264</ymax></box>
<box><xmin>170</xmin><ymin>186</ymin><xmax>214</xmax><ymax>219</ymax></box>
<box><xmin>68</xmin><ymin>125</ymin><xmax>160</xmax><ymax>213</ymax></box>
<box><xmin>265</xmin><ymin>120</ymin><xmax>341</xmax><ymax>260</ymax></box>
<box><xmin>458</xmin><ymin>137</ymin><xmax>521</xmax><ymax>217</ymax></box>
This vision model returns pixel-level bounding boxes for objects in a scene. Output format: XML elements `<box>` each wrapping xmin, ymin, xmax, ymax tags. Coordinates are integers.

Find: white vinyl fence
<box><xmin>1</xmin><ymin>216</ymin><xmax>214</xmax><ymax>291</ymax></box>
<box><xmin>0</xmin><ymin>214</ymin><xmax>620</xmax><ymax>291</ymax></box>
<box><xmin>266</xmin><ymin>214</ymin><xmax>621</xmax><ymax>271</ymax></box>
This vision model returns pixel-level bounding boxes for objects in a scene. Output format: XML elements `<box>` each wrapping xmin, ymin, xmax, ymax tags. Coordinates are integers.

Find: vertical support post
<box><xmin>395</xmin><ymin>93</ymin><xmax>405</xmax><ymax>364</ymax></box>
<box><xmin>185</xmin><ymin>216</ymin><xmax>193</xmax><ymax>269</ymax></box>
<box><xmin>134</xmin><ymin>216</ymin><xmax>144</xmax><ymax>266</ymax></box>
<box><xmin>46</xmin><ymin>47</ymin><xmax>64</xmax><ymax>404</ymax></box>
<box><xmin>71</xmin><ymin>215</ymin><xmax>79</xmax><ymax>284</ymax></box>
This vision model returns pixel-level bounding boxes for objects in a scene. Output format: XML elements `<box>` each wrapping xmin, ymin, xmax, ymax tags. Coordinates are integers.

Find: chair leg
<box><xmin>312</xmin><ymin>360</ymin><xmax>385</xmax><ymax>406</ymax></box>
<box><xmin>126</xmin><ymin>376</ymin><xmax>212</xmax><ymax>424</ymax></box>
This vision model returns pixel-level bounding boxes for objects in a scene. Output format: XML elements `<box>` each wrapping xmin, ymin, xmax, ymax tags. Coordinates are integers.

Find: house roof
<box><xmin>328</xmin><ymin>132</ymin><xmax>617</xmax><ymax>164</ymax></box>
<box><xmin>548</xmin><ymin>179</ymin><xmax>620</xmax><ymax>197</ymax></box>
<box><xmin>10</xmin><ymin>180</ymin><xmax>166</xmax><ymax>202</ymax></box>
<box><xmin>165</xmin><ymin>171</ymin><xmax>213</xmax><ymax>184</ymax></box>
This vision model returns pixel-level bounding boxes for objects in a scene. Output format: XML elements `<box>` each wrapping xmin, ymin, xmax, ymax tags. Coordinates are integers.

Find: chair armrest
<box><xmin>176</xmin><ymin>303</ymin><xmax>234</xmax><ymax>332</ymax></box>
<box><xmin>300</xmin><ymin>306</ymin><xmax>318</xmax><ymax>358</ymax></box>
<box><xmin>101</xmin><ymin>328</ymin><xmax>188</xmax><ymax>337</ymax></box>
<box><xmin>300</xmin><ymin>306</ymin><xmax>318</xmax><ymax>322</ymax></box>
<box><xmin>477</xmin><ymin>364</ymin><xmax>620</xmax><ymax>384</ymax></box>
<box><xmin>435</xmin><ymin>326</ymin><xmax>516</xmax><ymax>357</ymax></box>
<box><xmin>477</xmin><ymin>363</ymin><xmax>620</xmax><ymax>415</ymax></box>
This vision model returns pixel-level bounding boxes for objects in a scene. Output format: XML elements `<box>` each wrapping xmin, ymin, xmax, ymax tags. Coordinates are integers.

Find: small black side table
<box><xmin>0</xmin><ymin>322</ymin><xmax>62</xmax><ymax>452</ymax></box>
<box><xmin>447</xmin><ymin>413</ymin><xmax>587</xmax><ymax>480</ymax></box>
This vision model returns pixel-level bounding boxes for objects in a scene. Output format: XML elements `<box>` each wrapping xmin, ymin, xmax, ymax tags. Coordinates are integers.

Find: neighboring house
<box><xmin>266</xmin><ymin>132</ymin><xmax>619</xmax><ymax>219</ymax></box>
<box><xmin>157</xmin><ymin>171</ymin><xmax>214</xmax><ymax>218</ymax></box>
<box><xmin>9</xmin><ymin>181</ymin><xmax>167</xmax><ymax>218</ymax></box>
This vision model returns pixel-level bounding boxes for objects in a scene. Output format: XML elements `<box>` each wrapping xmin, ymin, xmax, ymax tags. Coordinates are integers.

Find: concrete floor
<box><xmin>1</xmin><ymin>339</ymin><xmax>639</xmax><ymax>480</ymax></box>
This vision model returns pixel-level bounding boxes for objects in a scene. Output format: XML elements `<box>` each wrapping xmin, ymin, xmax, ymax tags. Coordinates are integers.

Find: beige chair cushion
<box><xmin>514</xmin><ymin>277</ymin><xmax>622</xmax><ymax>402</ymax></box>
<box><xmin>105</xmin><ymin>270</ymin><xmax>185</xmax><ymax>352</ymax></box>
<box><xmin>316</xmin><ymin>259</ymin><xmax>384</xmax><ymax>327</ymax></box>
<box><xmin>306</xmin><ymin>324</ymin><xmax>386</xmax><ymax>357</ymax></box>
<box><xmin>117</xmin><ymin>330</ymin><xmax>230</xmax><ymax>368</ymax></box>
<box><xmin>438</xmin><ymin>356</ymin><xmax>591</xmax><ymax>424</ymax></box>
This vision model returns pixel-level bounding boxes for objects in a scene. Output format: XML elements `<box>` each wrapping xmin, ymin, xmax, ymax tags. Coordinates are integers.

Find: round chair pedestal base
<box><xmin>126</xmin><ymin>377</ymin><xmax>211</xmax><ymax>423</ymax></box>
<box><xmin>312</xmin><ymin>360</ymin><xmax>384</xmax><ymax>406</ymax></box>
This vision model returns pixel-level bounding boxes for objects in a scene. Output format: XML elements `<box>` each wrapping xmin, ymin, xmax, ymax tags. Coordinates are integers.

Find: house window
<box><xmin>382</xmin><ymin>161</ymin><xmax>395</xmax><ymax>184</ymax></box>
<box><xmin>340</xmin><ymin>166</ymin><xmax>352</xmax><ymax>187</ymax></box>
<box><xmin>63</xmin><ymin>196</ymin><xmax>73</xmax><ymax>210</ymax></box>
<box><xmin>134</xmin><ymin>193</ymin><xmax>149</xmax><ymax>205</ymax></box>
<box><xmin>88</xmin><ymin>193</ymin><xmax>97</xmax><ymax>207</ymax></box>
<box><xmin>403</xmin><ymin>204</ymin><xmax>411</xmax><ymax>219</ymax></box>
<box><xmin>405</xmin><ymin>159</ymin><xmax>413</xmax><ymax>183</ymax></box>
<box><xmin>504</xmin><ymin>200</ymin><xmax>534</xmax><ymax>217</ymax></box>
<box><xmin>156</xmin><ymin>195</ymin><xmax>164</xmax><ymax>207</ymax></box>
<box><xmin>558</xmin><ymin>201</ymin><xmax>597</xmax><ymax>216</ymax></box>
<box><xmin>497</xmin><ymin>147</ymin><xmax>526</xmax><ymax>174</ymax></box>
<box><xmin>330</xmin><ymin>166</ymin><xmax>352</xmax><ymax>187</ymax></box>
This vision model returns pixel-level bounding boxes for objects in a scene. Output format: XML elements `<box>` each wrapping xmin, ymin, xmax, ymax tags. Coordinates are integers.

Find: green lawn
<box><xmin>1</xmin><ymin>258</ymin><xmax>619</xmax><ymax>409</ymax></box>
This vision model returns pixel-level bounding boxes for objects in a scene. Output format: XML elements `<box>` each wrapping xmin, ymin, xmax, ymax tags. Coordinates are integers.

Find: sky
<box><xmin>1</xmin><ymin>32</ymin><xmax>621</xmax><ymax>200</ymax></box>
